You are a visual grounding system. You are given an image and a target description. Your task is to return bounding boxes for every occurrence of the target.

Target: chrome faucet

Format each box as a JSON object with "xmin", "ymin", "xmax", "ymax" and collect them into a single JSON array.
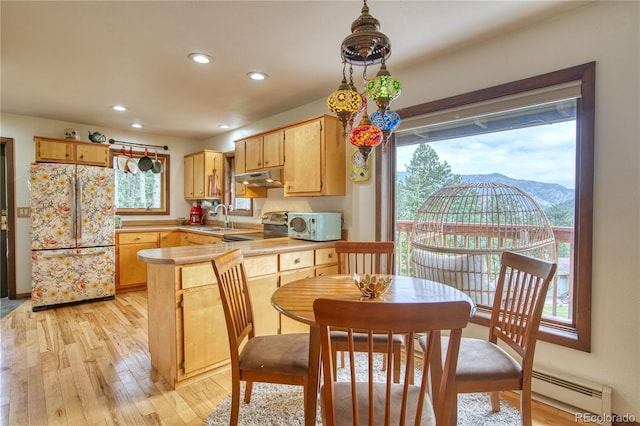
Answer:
[{"xmin": 214, "ymin": 204, "xmax": 232, "ymax": 228}]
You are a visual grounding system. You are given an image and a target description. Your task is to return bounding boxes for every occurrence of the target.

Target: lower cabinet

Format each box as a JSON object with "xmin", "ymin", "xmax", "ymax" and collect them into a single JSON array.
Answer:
[
  {"xmin": 116, "ymin": 230, "xmax": 219, "ymax": 292},
  {"xmin": 144, "ymin": 244, "xmax": 338, "ymax": 388},
  {"xmin": 245, "ymin": 254, "xmax": 279, "ymax": 336},
  {"xmin": 160, "ymin": 230, "xmax": 187, "ymax": 247},
  {"xmin": 186, "ymin": 232, "xmax": 222, "ymax": 245},
  {"xmin": 116, "ymin": 232, "xmax": 159, "ymax": 292},
  {"xmin": 180, "ymin": 263, "xmax": 229, "ymax": 374},
  {"xmin": 279, "ymin": 250, "xmax": 315, "ymax": 334},
  {"xmin": 315, "ymin": 247, "xmax": 339, "ymax": 276}
]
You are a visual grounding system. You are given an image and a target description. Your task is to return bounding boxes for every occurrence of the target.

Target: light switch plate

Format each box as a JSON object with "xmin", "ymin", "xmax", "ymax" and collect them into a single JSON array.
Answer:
[{"xmin": 17, "ymin": 207, "xmax": 30, "ymax": 217}]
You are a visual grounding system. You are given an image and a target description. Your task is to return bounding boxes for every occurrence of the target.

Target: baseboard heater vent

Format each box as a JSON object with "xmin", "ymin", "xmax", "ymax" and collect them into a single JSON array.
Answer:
[{"xmin": 532, "ymin": 369, "xmax": 613, "ymax": 426}]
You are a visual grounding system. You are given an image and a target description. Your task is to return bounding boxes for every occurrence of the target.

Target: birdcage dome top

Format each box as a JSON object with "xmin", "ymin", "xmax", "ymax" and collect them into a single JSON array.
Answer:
[{"xmin": 411, "ymin": 182, "xmax": 555, "ymax": 254}]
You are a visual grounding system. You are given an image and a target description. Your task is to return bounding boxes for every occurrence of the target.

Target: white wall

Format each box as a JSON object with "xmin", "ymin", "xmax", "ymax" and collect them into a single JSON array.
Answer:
[
  {"xmin": 201, "ymin": 1, "xmax": 640, "ymax": 417},
  {"xmin": 2, "ymin": 0, "xmax": 638, "ymax": 417}
]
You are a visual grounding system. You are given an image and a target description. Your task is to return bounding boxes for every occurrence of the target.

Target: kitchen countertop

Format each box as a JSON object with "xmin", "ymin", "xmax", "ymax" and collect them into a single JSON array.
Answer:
[
  {"xmin": 116, "ymin": 224, "xmax": 260, "ymax": 237},
  {"xmin": 137, "ymin": 238, "xmax": 337, "ymax": 265}
]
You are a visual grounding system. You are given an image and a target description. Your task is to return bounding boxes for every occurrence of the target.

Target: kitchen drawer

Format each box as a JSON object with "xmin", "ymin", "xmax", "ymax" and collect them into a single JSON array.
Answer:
[
  {"xmin": 280, "ymin": 250, "xmax": 314, "ymax": 271},
  {"xmin": 118, "ymin": 232, "xmax": 158, "ymax": 244},
  {"xmin": 186, "ymin": 232, "xmax": 221, "ymax": 245},
  {"xmin": 180, "ymin": 262, "xmax": 217, "ymax": 289},
  {"xmin": 315, "ymin": 264, "xmax": 339, "ymax": 277},
  {"xmin": 315, "ymin": 248, "xmax": 337, "ymax": 266},
  {"xmin": 244, "ymin": 254, "xmax": 278, "ymax": 278}
]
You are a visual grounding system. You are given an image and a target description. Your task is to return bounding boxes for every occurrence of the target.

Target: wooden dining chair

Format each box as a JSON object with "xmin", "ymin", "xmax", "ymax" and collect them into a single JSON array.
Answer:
[
  {"xmin": 332, "ymin": 241, "xmax": 403, "ymax": 383},
  {"xmin": 211, "ymin": 249, "xmax": 310, "ymax": 426},
  {"xmin": 420, "ymin": 250, "xmax": 557, "ymax": 426},
  {"xmin": 315, "ymin": 298, "xmax": 471, "ymax": 426}
]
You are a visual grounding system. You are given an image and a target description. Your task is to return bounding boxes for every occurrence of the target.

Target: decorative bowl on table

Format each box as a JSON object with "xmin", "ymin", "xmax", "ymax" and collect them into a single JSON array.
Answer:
[{"xmin": 353, "ymin": 273, "xmax": 393, "ymax": 298}]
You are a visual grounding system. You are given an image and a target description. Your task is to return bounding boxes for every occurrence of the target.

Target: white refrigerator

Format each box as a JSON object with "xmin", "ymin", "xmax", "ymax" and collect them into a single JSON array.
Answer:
[{"xmin": 30, "ymin": 162, "xmax": 116, "ymax": 311}]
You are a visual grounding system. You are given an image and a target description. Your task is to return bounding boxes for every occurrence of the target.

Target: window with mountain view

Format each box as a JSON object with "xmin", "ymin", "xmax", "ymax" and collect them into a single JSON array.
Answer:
[
  {"xmin": 395, "ymin": 99, "xmax": 576, "ymax": 324},
  {"xmin": 385, "ymin": 63, "xmax": 595, "ymax": 351}
]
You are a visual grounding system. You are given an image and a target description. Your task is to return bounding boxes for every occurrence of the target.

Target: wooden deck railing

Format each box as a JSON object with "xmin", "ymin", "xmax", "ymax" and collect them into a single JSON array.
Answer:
[{"xmin": 394, "ymin": 220, "xmax": 575, "ymax": 318}]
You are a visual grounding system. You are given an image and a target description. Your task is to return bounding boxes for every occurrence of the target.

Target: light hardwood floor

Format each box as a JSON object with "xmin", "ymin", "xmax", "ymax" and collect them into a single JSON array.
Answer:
[{"xmin": 1, "ymin": 290, "xmax": 579, "ymax": 425}]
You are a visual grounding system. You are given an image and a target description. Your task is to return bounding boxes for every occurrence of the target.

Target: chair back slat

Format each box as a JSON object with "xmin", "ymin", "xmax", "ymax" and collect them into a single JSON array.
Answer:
[
  {"xmin": 211, "ymin": 249, "xmax": 255, "ymax": 353},
  {"xmin": 315, "ymin": 298, "xmax": 471, "ymax": 426},
  {"xmin": 490, "ymin": 251, "xmax": 557, "ymax": 359},
  {"xmin": 335, "ymin": 241, "xmax": 395, "ymax": 275}
]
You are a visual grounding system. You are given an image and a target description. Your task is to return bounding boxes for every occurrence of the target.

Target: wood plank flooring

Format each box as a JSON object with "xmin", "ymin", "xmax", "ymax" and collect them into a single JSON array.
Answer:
[{"xmin": 1, "ymin": 290, "xmax": 579, "ymax": 425}]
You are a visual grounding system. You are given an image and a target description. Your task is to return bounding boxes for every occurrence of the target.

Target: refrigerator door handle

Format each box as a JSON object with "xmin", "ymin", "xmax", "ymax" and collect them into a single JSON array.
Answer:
[
  {"xmin": 76, "ymin": 177, "xmax": 83, "ymax": 240},
  {"xmin": 70, "ymin": 176, "xmax": 77, "ymax": 239},
  {"xmin": 42, "ymin": 249, "xmax": 106, "ymax": 258}
]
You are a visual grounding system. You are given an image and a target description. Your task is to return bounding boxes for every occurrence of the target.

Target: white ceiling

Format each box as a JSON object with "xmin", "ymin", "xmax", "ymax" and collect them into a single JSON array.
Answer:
[{"xmin": 1, "ymin": 1, "xmax": 587, "ymax": 141}]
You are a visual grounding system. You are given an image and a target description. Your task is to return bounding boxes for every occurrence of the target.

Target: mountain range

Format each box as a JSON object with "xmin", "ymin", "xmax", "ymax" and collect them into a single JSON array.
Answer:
[{"xmin": 397, "ymin": 172, "xmax": 575, "ymax": 210}]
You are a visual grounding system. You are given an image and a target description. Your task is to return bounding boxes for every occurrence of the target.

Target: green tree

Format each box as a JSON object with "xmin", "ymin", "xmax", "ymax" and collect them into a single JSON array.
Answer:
[
  {"xmin": 545, "ymin": 204, "xmax": 574, "ymax": 226},
  {"xmin": 396, "ymin": 144, "xmax": 461, "ymax": 220}
]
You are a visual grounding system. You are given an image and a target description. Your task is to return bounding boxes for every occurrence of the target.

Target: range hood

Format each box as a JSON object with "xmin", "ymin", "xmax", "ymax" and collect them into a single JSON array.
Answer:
[{"xmin": 235, "ymin": 169, "xmax": 284, "ymax": 188}]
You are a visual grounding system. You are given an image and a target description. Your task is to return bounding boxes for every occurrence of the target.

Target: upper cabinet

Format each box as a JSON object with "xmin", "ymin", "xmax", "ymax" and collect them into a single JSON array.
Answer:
[
  {"xmin": 233, "ymin": 115, "xmax": 345, "ymax": 198},
  {"xmin": 34, "ymin": 136, "xmax": 110, "ymax": 167},
  {"xmin": 244, "ymin": 131, "xmax": 284, "ymax": 171},
  {"xmin": 184, "ymin": 150, "xmax": 224, "ymax": 201},
  {"xmin": 283, "ymin": 115, "xmax": 345, "ymax": 197}
]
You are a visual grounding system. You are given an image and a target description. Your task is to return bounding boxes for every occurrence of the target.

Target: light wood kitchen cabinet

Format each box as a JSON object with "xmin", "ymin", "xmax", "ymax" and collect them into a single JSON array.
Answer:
[
  {"xmin": 146, "ymin": 261, "xmax": 229, "ymax": 388},
  {"xmin": 184, "ymin": 150, "xmax": 224, "ymax": 201},
  {"xmin": 185, "ymin": 232, "xmax": 222, "ymax": 245},
  {"xmin": 283, "ymin": 115, "xmax": 345, "ymax": 196},
  {"xmin": 279, "ymin": 251, "xmax": 314, "ymax": 334},
  {"xmin": 233, "ymin": 140, "xmax": 268, "ymax": 199},
  {"xmin": 180, "ymin": 263, "xmax": 229, "ymax": 374},
  {"xmin": 315, "ymin": 247, "xmax": 339, "ymax": 276},
  {"xmin": 244, "ymin": 131, "xmax": 284, "ymax": 171},
  {"xmin": 159, "ymin": 230, "xmax": 187, "ymax": 247},
  {"xmin": 116, "ymin": 232, "xmax": 159, "ymax": 292},
  {"xmin": 244, "ymin": 254, "xmax": 279, "ymax": 336},
  {"xmin": 34, "ymin": 136, "xmax": 110, "ymax": 167},
  {"xmin": 139, "ymin": 240, "xmax": 338, "ymax": 388}
]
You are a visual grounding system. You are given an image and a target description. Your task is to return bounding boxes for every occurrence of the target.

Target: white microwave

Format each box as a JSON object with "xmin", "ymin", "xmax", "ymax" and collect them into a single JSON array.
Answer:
[{"xmin": 288, "ymin": 212, "xmax": 342, "ymax": 242}]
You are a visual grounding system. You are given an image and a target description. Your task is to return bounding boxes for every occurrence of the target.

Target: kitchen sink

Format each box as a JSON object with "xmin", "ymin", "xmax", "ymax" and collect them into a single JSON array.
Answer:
[{"xmin": 192, "ymin": 226, "xmax": 236, "ymax": 232}]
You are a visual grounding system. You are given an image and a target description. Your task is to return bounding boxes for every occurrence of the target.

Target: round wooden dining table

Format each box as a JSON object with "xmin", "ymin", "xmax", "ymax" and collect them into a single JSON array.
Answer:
[{"xmin": 271, "ymin": 274, "xmax": 475, "ymax": 426}]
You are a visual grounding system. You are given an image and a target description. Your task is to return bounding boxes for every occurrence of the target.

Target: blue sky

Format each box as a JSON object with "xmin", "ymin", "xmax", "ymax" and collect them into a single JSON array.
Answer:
[{"xmin": 396, "ymin": 121, "xmax": 576, "ymax": 189}]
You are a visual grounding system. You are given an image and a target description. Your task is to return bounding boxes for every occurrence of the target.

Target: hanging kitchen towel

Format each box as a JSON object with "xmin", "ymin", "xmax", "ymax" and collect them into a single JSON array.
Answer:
[{"xmin": 209, "ymin": 158, "xmax": 221, "ymax": 198}]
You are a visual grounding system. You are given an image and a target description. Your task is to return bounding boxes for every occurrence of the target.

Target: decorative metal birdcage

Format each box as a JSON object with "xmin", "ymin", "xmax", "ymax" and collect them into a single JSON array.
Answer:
[{"xmin": 410, "ymin": 182, "xmax": 556, "ymax": 306}]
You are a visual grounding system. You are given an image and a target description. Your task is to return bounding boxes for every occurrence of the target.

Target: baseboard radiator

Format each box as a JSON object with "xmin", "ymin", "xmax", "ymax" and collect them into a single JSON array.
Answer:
[{"xmin": 531, "ymin": 368, "xmax": 613, "ymax": 426}]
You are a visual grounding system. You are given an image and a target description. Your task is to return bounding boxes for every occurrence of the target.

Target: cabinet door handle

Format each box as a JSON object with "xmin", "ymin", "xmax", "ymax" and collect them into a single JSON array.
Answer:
[
  {"xmin": 328, "ymin": 253, "xmax": 334, "ymax": 258},
  {"xmin": 294, "ymin": 258, "xmax": 301, "ymax": 264}
]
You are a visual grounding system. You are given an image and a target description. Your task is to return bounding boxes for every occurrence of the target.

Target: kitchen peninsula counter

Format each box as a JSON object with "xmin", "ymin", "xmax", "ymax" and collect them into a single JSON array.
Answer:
[
  {"xmin": 137, "ymin": 238, "xmax": 339, "ymax": 388},
  {"xmin": 137, "ymin": 237, "xmax": 336, "ymax": 265}
]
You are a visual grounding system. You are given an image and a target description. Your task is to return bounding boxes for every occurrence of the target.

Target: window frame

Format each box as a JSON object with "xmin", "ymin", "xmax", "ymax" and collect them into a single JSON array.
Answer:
[
  {"xmin": 378, "ymin": 62, "xmax": 595, "ymax": 351},
  {"xmin": 223, "ymin": 151, "xmax": 253, "ymax": 217},
  {"xmin": 111, "ymin": 150, "xmax": 170, "ymax": 215}
]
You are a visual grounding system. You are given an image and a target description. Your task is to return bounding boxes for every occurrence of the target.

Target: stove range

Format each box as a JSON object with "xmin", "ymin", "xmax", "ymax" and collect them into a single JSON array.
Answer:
[{"xmin": 222, "ymin": 211, "xmax": 289, "ymax": 242}]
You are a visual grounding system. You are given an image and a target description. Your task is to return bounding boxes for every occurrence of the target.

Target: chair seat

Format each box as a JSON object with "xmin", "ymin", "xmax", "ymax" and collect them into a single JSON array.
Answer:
[
  {"xmin": 331, "ymin": 330, "xmax": 405, "ymax": 345},
  {"xmin": 418, "ymin": 335, "xmax": 522, "ymax": 383},
  {"xmin": 320, "ymin": 382, "xmax": 436, "ymax": 426},
  {"xmin": 240, "ymin": 333, "xmax": 309, "ymax": 376},
  {"xmin": 454, "ymin": 337, "xmax": 522, "ymax": 383}
]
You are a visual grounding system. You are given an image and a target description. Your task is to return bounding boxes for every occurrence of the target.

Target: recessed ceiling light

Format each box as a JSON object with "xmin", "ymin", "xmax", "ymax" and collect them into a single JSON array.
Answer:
[
  {"xmin": 112, "ymin": 105, "xmax": 127, "ymax": 112},
  {"xmin": 218, "ymin": 124, "xmax": 230, "ymax": 129},
  {"xmin": 188, "ymin": 53, "xmax": 213, "ymax": 64},
  {"xmin": 247, "ymin": 71, "xmax": 268, "ymax": 81},
  {"xmin": 131, "ymin": 123, "xmax": 143, "ymax": 129}
]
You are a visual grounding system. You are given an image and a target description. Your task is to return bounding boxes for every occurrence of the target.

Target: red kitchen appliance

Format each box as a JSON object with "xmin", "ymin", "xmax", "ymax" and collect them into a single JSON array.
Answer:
[{"xmin": 189, "ymin": 205, "xmax": 205, "ymax": 225}]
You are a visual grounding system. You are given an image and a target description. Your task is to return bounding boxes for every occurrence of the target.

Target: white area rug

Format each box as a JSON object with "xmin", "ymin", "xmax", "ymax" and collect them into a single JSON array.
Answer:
[{"xmin": 204, "ymin": 355, "xmax": 521, "ymax": 425}]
